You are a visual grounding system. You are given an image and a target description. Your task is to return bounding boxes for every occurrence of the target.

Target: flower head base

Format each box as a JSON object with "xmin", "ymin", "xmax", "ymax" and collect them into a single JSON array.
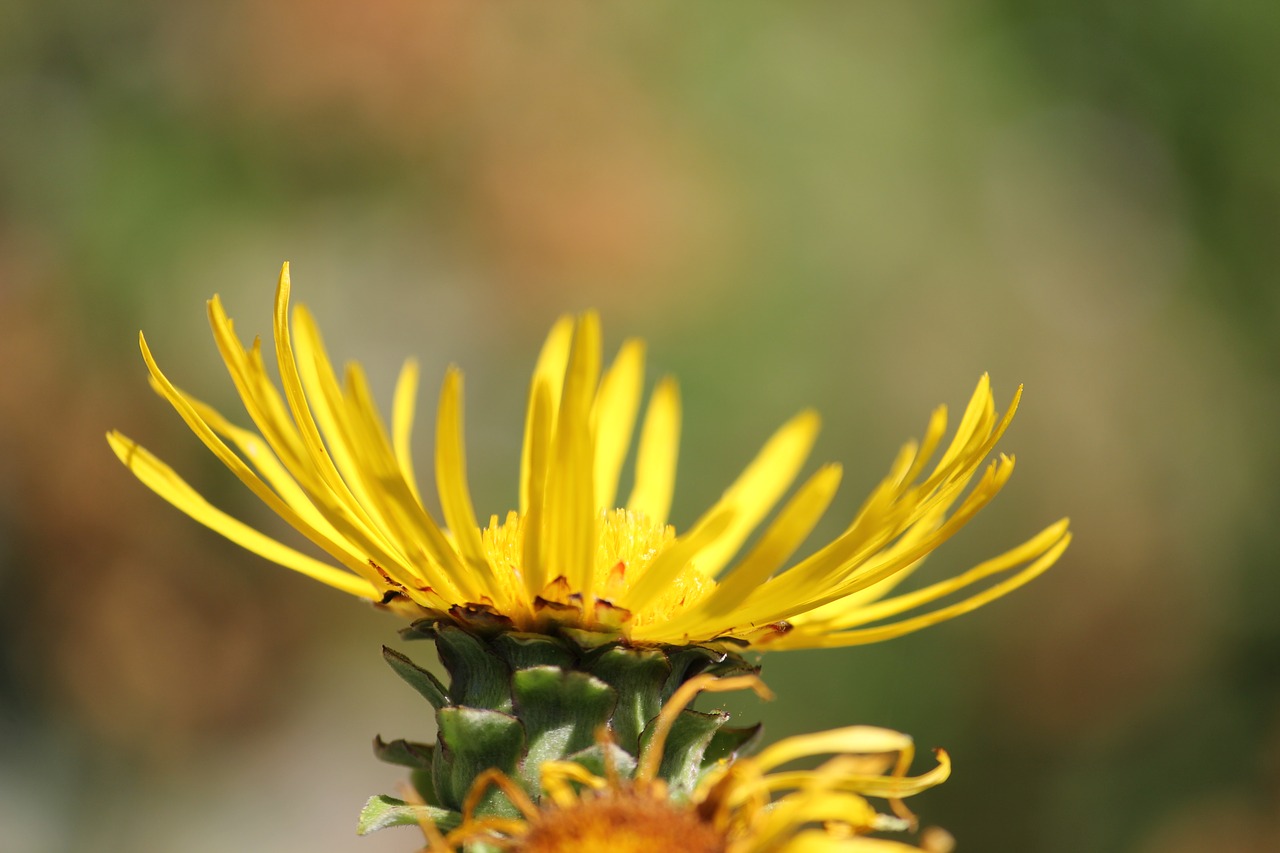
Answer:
[
  {"xmin": 109, "ymin": 263, "xmax": 1070, "ymax": 651},
  {"xmin": 384, "ymin": 674, "xmax": 953, "ymax": 853}
]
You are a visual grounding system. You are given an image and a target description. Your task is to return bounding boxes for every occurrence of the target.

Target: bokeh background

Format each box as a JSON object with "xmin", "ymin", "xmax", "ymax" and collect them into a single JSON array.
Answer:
[{"xmin": 3, "ymin": 2, "xmax": 1279, "ymax": 851}]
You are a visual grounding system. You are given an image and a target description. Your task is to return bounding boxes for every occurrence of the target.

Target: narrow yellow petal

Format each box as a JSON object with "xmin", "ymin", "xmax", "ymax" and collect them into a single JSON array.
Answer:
[
  {"xmin": 108, "ymin": 432, "xmax": 376, "ymax": 599},
  {"xmin": 763, "ymin": 750, "xmax": 952, "ymax": 799},
  {"xmin": 138, "ymin": 332, "xmax": 388, "ymax": 586},
  {"xmin": 591, "ymin": 339, "xmax": 645, "ymax": 510},
  {"xmin": 206, "ymin": 295, "xmax": 309, "ymax": 479},
  {"xmin": 392, "ymin": 357, "xmax": 422, "ymax": 504},
  {"xmin": 435, "ymin": 368, "xmax": 496, "ymax": 588},
  {"xmin": 651, "ymin": 464, "xmax": 843, "ymax": 639},
  {"xmin": 520, "ymin": 381, "xmax": 553, "ymax": 598},
  {"xmin": 290, "ymin": 306, "xmax": 458, "ymax": 598},
  {"xmin": 786, "ymin": 831, "xmax": 938, "ymax": 853},
  {"xmin": 779, "ymin": 528, "xmax": 1071, "ymax": 649},
  {"xmin": 689, "ymin": 410, "xmax": 821, "ymax": 578},
  {"xmin": 755, "ymin": 726, "xmax": 914, "ymax": 772},
  {"xmin": 341, "ymin": 362, "xmax": 474, "ymax": 600},
  {"xmin": 271, "ymin": 264, "xmax": 356, "ymax": 502},
  {"xmin": 727, "ymin": 457, "xmax": 1019, "ymax": 627},
  {"xmin": 544, "ymin": 313, "xmax": 600, "ymax": 598},
  {"xmin": 626, "ymin": 377, "xmax": 680, "ymax": 525},
  {"xmin": 291, "ymin": 303, "xmax": 392, "ymax": 532},
  {"xmin": 167, "ymin": 380, "xmax": 333, "ymax": 536},
  {"xmin": 800, "ymin": 519, "xmax": 1070, "ymax": 632},
  {"xmin": 520, "ymin": 316, "xmax": 574, "ymax": 513}
]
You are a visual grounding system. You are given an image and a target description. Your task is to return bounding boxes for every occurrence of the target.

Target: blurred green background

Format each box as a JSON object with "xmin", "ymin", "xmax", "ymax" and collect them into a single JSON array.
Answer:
[{"xmin": 2, "ymin": 2, "xmax": 1278, "ymax": 851}]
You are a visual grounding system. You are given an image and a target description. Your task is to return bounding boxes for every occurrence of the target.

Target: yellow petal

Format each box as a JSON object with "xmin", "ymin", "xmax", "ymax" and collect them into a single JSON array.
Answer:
[
  {"xmin": 592, "ymin": 339, "xmax": 645, "ymax": 510},
  {"xmin": 689, "ymin": 410, "xmax": 821, "ymax": 578},
  {"xmin": 778, "ymin": 528, "xmax": 1070, "ymax": 648},
  {"xmin": 392, "ymin": 357, "xmax": 423, "ymax": 504},
  {"xmin": 435, "ymin": 368, "xmax": 499, "ymax": 591},
  {"xmin": 107, "ymin": 432, "xmax": 376, "ymax": 599},
  {"xmin": 544, "ymin": 313, "xmax": 601, "ymax": 598},
  {"xmin": 520, "ymin": 381, "xmax": 553, "ymax": 598},
  {"xmin": 626, "ymin": 377, "xmax": 681, "ymax": 525},
  {"xmin": 648, "ymin": 464, "xmax": 843, "ymax": 640},
  {"xmin": 520, "ymin": 316, "xmax": 574, "ymax": 514}
]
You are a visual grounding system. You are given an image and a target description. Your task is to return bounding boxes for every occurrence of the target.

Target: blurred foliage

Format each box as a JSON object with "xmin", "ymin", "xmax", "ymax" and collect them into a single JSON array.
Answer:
[{"xmin": 2, "ymin": 2, "xmax": 1278, "ymax": 852}]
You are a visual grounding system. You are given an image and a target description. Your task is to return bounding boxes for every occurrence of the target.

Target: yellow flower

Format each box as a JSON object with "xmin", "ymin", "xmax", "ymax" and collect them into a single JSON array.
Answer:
[
  {"xmin": 109, "ymin": 263, "xmax": 1070, "ymax": 650},
  {"xmin": 403, "ymin": 674, "xmax": 954, "ymax": 853}
]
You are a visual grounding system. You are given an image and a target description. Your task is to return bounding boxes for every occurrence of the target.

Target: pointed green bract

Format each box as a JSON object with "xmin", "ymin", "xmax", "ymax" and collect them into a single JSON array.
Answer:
[
  {"xmin": 639, "ymin": 709, "xmax": 729, "ymax": 800},
  {"xmin": 512, "ymin": 666, "xmax": 616, "ymax": 790},
  {"xmin": 357, "ymin": 795, "xmax": 461, "ymax": 836},
  {"xmin": 382, "ymin": 646, "xmax": 449, "ymax": 709}
]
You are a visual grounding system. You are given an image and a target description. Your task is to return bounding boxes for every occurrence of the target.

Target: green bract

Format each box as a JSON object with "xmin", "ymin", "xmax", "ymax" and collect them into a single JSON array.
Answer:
[{"xmin": 361, "ymin": 623, "xmax": 764, "ymax": 831}]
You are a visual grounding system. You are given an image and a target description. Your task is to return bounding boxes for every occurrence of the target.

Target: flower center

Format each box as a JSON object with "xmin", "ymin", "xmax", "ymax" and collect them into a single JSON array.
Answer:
[
  {"xmin": 481, "ymin": 509, "xmax": 716, "ymax": 630},
  {"xmin": 515, "ymin": 791, "xmax": 727, "ymax": 853}
]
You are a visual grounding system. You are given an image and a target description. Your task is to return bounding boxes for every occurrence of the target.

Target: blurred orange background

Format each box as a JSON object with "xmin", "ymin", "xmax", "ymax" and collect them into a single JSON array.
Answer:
[{"xmin": 3, "ymin": 2, "xmax": 1279, "ymax": 851}]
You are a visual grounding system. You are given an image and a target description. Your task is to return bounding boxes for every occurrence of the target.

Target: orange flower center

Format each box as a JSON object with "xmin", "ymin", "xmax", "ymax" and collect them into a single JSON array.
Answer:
[{"xmin": 515, "ymin": 791, "xmax": 726, "ymax": 853}]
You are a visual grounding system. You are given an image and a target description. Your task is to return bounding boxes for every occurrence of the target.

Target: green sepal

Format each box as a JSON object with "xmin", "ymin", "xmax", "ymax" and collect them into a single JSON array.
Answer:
[
  {"xmin": 664, "ymin": 646, "xmax": 757, "ymax": 696},
  {"xmin": 511, "ymin": 666, "xmax": 617, "ymax": 790},
  {"xmin": 564, "ymin": 741, "xmax": 638, "ymax": 780},
  {"xmin": 559, "ymin": 627, "xmax": 622, "ymax": 649},
  {"xmin": 434, "ymin": 627, "xmax": 513, "ymax": 712},
  {"xmin": 409, "ymin": 769, "xmax": 437, "ymax": 805},
  {"xmin": 493, "ymin": 633, "xmax": 577, "ymax": 671},
  {"xmin": 373, "ymin": 735, "xmax": 435, "ymax": 769},
  {"xmin": 583, "ymin": 646, "xmax": 671, "ymax": 753},
  {"xmin": 434, "ymin": 706, "xmax": 526, "ymax": 815},
  {"xmin": 639, "ymin": 709, "xmax": 729, "ymax": 800},
  {"xmin": 382, "ymin": 646, "xmax": 449, "ymax": 710},
  {"xmin": 357, "ymin": 794, "xmax": 461, "ymax": 836},
  {"xmin": 702, "ymin": 722, "xmax": 764, "ymax": 767}
]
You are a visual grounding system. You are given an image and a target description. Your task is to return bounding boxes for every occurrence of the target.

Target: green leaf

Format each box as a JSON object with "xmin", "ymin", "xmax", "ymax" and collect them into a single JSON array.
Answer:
[
  {"xmin": 434, "ymin": 706, "xmax": 526, "ymax": 815},
  {"xmin": 382, "ymin": 646, "xmax": 449, "ymax": 709},
  {"xmin": 357, "ymin": 794, "xmax": 460, "ymax": 836},
  {"xmin": 434, "ymin": 627, "xmax": 513, "ymax": 712},
  {"xmin": 372, "ymin": 735, "xmax": 435, "ymax": 769},
  {"xmin": 584, "ymin": 646, "xmax": 671, "ymax": 753},
  {"xmin": 511, "ymin": 666, "xmax": 617, "ymax": 790},
  {"xmin": 638, "ymin": 709, "xmax": 728, "ymax": 800}
]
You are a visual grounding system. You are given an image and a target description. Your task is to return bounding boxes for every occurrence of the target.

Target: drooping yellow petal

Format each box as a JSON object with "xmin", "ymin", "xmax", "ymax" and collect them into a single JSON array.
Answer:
[
  {"xmin": 139, "ymin": 331, "xmax": 401, "ymax": 589},
  {"xmin": 754, "ymin": 726, "xmax": 915, "ymax": 773},
  {"xmin": 107, "ymin": 432, "xmax": 377, "ymax": 599},
  {"xmin": 784, "ymin": 829, "xmax": 941, "ymax": 853}
]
